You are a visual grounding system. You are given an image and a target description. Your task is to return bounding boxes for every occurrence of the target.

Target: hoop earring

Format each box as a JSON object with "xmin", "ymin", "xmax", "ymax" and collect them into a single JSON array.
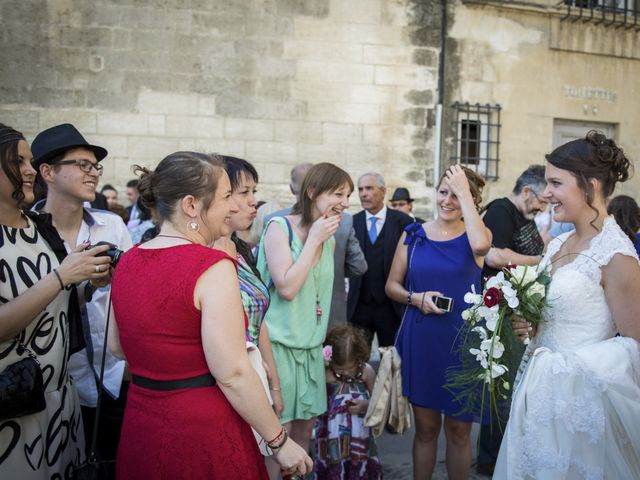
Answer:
[{"xmin": 188, "ymin": 220, "xmax": 200, "ymax": 232}]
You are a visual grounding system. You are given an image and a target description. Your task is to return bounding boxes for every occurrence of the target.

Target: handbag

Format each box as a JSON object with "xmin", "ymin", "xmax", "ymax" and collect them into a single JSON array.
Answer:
[
  {"xmin": 246, "ymin": 341, "xmax": 274, "ymax": 456},
  {"xmin": 0, "ymin": 340, "xmax": 46, "ymax": 421},
  {"xmin": 74, "ymin": 290, "xmax": 116, "ymax": 479}
]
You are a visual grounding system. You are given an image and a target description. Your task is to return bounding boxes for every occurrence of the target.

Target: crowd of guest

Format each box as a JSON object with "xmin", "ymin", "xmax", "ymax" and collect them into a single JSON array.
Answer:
[{"xmin": 1, "ymin": 119, "xmax": 639, "ymax": 480}]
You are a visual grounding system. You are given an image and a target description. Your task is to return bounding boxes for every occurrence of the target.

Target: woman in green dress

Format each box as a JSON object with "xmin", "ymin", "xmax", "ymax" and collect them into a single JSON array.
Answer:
[{"xmin": 257, "ymin": 163, "xmax": 353, "ymax": 459}]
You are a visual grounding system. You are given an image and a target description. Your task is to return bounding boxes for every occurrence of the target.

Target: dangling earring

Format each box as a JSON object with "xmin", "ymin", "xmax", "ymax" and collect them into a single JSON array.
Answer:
[{"xmin": 188, "ymin": 220, "xmax": 200, "ymax": 232}]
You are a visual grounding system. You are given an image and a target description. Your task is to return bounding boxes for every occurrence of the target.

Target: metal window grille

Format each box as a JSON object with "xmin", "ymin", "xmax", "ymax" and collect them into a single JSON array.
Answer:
[
  {"xmin": 561, "ymin": 0, "xmax": 639, "ymax": 29},
  {"xmin": 450, "ymin": 102, "xmax": 501, "ymax": 180}
]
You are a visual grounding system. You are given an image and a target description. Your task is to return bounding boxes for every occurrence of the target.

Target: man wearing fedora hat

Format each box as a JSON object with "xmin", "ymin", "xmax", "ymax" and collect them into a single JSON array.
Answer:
[
  {"xmin": 31, "ymin": 123, "xmax": 132, "ymax": 476},
  {"xmin": 389, "ymin": 187, "xmax": 425, "ymax": 223}
]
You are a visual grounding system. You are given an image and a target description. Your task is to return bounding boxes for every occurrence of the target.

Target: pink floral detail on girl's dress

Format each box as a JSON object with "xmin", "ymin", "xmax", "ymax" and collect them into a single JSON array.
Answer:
[{"xmin": 322, "ymin": 345, "xmax": 333, "ymax": 365}]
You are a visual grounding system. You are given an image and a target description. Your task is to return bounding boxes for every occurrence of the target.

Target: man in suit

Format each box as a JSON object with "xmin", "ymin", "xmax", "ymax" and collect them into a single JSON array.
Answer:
[
  {"xmin": 265, "ymin": 163, "xmax": 367, "ymax": 326},
  {"xmin": 389, "ymin": 187, "xmax": 425, "ymax": 223},
  {"xmin": 348, "ymin": 173, "xmax": 413, "ymax": 347}
]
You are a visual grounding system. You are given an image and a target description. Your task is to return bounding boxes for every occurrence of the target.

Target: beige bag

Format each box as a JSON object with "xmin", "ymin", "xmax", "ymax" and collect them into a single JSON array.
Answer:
[
  {"xmin": 364, "ymin": 346, "xmax": 411, "ymax": 436},
  {"xmin": 247, "ymin": 341, "xmax": 274, "ymax": 456}
]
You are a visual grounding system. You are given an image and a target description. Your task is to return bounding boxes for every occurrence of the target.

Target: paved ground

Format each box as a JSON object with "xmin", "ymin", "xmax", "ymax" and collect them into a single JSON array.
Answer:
[
  {"xmin": 368, "ymin": 339, "xmax": 490, "ymax": 480},
  {"xmin": 376, "ymin": 422, "xmax": 489, "ymax": 479}
]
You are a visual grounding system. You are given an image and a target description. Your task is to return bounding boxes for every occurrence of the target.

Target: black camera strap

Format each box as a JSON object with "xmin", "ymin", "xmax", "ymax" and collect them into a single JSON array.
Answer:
[{"xmin": 87, "ymin": 287, "xmax": 113, "ymax": 465}]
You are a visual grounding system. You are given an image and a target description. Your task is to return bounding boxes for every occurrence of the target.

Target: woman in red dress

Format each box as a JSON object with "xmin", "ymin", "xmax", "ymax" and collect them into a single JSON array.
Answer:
[{"xmin": 109, "ymin": 152, "xmax": 312, "ymax": 479}]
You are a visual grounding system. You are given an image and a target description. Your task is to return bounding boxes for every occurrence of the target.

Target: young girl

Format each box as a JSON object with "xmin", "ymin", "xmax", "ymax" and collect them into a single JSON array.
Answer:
[{"xmin": 313, "ymin": 325, "xmax": 382, "ymax": 480}]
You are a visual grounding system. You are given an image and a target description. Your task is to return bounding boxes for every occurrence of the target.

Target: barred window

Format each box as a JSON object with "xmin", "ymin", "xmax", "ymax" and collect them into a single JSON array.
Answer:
[
  {"xmin": 562, "ymin": 1, "xmax": 639, "ymax": 27},
  {"xmin": 451, "ymin": 102, "xmax": 501, "ymax": 181}
]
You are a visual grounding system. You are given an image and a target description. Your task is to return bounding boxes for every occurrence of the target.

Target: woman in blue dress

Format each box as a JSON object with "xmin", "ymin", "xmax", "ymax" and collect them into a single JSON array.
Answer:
[{"xmin": 386, "ymin": 165, "xmax": 492, "ymax": 480}]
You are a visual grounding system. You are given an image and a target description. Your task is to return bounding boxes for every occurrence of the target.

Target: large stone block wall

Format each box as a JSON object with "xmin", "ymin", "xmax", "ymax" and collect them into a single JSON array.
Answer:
[
  {"xmin": 0, "ymin": 0, "xmax": 439, "ymax": 216},
  {"xmin": 448, "ymin": 2, "xmax": 640, "ymax": 202}
]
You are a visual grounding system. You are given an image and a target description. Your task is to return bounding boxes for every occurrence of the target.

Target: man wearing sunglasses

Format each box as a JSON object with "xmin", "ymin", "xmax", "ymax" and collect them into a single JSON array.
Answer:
[
  {"xmin": 31, "ymin": 123, "xmax": 132, "ymax": 477},
  {"xmin": 476, "ymin": 164, "xmax": 547, "ymax": 476}
]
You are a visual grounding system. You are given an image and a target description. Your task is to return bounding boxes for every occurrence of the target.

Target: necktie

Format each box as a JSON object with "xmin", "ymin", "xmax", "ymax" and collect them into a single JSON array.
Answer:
[{"xmin": 368, "ymin": 216, "xmax": 378, "ymax": 244}]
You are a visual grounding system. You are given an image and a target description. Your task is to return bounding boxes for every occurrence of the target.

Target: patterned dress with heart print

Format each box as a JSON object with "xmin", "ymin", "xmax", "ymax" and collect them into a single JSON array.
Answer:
[{"xmin": 0, "ymin": 217, "xmax": 85, "ymax": 479}]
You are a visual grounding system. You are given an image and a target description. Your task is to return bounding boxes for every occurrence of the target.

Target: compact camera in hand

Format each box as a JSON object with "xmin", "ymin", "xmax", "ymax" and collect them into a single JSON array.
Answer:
[
  {"xmin": 85, "ymin": 241, "xmax": 124, "ymax": 267},
  {"xmin": 435, "ymin": 296, "xmax": 454, "ymax": 313}
]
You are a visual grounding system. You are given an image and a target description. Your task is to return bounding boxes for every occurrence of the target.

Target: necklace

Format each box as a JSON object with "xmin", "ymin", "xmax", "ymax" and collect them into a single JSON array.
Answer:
[
  {"xmin": 156, "ymin": 234, "xmax": 194, "ymax": 243},
  {"xmin": 311, "ymin": 262, "xmax": 322, "ymax": 324}
]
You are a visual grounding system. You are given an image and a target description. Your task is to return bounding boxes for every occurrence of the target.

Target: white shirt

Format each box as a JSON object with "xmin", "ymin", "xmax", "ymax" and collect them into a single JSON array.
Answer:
[
  {"xmin": 365, "ymin": 205, "xmax": 388, "ymax": 237},
  {"xmin": 67, "ymin": 209, "xmax": 133, "ymax": 406}
]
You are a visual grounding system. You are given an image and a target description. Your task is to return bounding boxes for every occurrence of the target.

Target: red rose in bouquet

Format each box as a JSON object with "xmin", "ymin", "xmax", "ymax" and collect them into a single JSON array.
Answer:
[{"xmin": 483, "ymin": 287, "xmax": 502, "ymax": 308}]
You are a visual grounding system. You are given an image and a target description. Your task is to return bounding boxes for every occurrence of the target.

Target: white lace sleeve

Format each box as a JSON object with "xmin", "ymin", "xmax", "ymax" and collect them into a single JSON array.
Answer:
[{"xmin": 591, "ymin": 216, "xmax": 639, "ymax": 267}]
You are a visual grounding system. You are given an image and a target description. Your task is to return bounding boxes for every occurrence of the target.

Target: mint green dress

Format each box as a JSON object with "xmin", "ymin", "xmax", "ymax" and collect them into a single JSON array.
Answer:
[{"xmin": 256, "ymin": 216, "xmax": 335, "ymax": 424}]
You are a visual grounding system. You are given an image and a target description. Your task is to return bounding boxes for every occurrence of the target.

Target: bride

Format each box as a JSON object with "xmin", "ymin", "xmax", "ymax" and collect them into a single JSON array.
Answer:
[{"xmin": 494, "ymin": 131, "xmax": 640, "ymax": 479}]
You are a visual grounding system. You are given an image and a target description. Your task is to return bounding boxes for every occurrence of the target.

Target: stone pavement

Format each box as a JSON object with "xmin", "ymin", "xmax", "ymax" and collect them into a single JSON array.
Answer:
[{"xmin": 375, "ymin": 422, "xmax": 490, "ymax": 479}]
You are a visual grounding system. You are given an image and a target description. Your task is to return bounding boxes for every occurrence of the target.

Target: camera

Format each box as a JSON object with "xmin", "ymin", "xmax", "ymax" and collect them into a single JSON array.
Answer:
[
  {"xmin": 86, "ymin": 241, "xmax": 124, "ymax": 267},
  {"xmin": 435, "ymin": 296, "xmax": 454, "ymax": 313}
]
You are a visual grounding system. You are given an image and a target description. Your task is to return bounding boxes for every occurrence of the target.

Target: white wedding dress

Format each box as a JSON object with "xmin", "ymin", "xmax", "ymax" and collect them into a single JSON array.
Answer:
[{"xmin": 494, "ymin": 217, "xmax": 640, "ymax": 480}]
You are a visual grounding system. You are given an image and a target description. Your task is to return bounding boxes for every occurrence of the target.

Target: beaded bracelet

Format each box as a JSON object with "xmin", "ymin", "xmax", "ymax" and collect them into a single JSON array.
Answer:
[
  {"xmin": 407, "ymin": 290, "xmax": 413, "ymax": 306},
  {"xmin": 52, "ymin": 269, "xmax": 65, "ymax": 290}
]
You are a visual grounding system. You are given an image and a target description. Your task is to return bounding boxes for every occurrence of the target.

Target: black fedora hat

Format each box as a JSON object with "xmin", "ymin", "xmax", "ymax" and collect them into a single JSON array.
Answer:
[
  {"xmin": 390, "ymin": 187, "xmax": 414, "ymax": 203},
  {"xmin": 32, "ymin": 123, "xmax": 108, "ymax": 169}
]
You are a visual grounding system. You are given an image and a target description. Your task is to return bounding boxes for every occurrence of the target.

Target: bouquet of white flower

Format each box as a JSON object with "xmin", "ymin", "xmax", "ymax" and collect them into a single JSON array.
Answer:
[{"xmin": 446, "ymin": 264, "xmax": 551, "ymax": 426}]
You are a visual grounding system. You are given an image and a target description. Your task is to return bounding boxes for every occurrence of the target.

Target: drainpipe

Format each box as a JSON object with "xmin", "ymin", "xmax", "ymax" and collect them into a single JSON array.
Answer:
[{"xmin": 433, "ymin": 0, "xmax": 447, "ymax": 203}]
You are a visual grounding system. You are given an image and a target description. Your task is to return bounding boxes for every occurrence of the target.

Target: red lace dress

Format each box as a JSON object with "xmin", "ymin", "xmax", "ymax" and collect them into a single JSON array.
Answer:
[{"xmin": 111, "ymin": 244, "xmax": 268, "ymax": 479}]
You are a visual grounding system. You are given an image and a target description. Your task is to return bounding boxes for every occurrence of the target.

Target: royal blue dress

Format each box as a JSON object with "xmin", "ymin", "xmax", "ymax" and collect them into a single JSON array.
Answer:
[{"xmin": 395, "ymin": 223, "xmax": 482, "ymax": 421}]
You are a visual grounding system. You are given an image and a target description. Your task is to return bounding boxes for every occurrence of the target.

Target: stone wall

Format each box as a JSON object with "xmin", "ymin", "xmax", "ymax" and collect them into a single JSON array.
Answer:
[
  {"xmin": 448, "ymin": 1, "xmax": 640, "ymax": 202},
  {"xmin": 0, "ymin": 0, "xmax": 439, "ymax": 217}
]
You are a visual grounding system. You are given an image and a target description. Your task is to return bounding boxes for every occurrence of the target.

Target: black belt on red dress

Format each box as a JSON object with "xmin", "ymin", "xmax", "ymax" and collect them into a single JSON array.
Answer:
[{"xmin": 131, "ymin": 373, "xmax": 216, "ymax": 391}]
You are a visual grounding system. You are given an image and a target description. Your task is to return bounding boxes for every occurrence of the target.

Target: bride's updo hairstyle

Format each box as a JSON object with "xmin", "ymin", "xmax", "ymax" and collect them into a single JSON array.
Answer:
[
  {"xmin": 135, "ymin": 151, "xmax": 224, "ymax": 223},
  {"xmin": 546, "ymin": 130, "xmax": 632, "ymax": 203}
]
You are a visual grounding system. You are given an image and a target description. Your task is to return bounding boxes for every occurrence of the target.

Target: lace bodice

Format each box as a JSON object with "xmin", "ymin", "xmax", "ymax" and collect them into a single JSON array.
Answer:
[{"xmin": 535, "ymin": 217, "xmax": 639, "ymax": 352}]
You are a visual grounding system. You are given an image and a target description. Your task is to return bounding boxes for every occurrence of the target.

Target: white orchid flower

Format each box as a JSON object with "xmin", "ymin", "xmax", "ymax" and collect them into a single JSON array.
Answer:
[
  {"xmin": 470, "ymin": 347, "xmax": 488, "ymax": 369},
  {"xmin": 490, "ymin": 363, "xmax": 508, "ymax": 378},
  {"xmin": 483, "ymin": 307, "xmax": 500, "ymax": 332},
  {"xmin": 472, "ymin": 326, "xmax": 488, "ymax": 340},
  {"xmin": 479, "ymin": 362, "xmax": 509, "ymax": 383},
  {"xmin": 485, "ymin": 271, "xmax": 505, "ymax": 289},
  {"xmin": 464, "ymin": 284, "xmax": 483, "ymax": 305},
  {"xmin": 479, "ymin": 337, "xmax": 505, "ymax": 359},
  {"xmin": 501, "ymin": 285, "xmax": 520, "ymax": 309}
]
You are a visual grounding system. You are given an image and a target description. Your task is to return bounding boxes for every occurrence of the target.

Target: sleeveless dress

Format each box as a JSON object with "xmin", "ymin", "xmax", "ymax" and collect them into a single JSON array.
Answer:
[
  {"xmin": 256, "ymin": 216, "xmax": 335, "ymax": 424},
  {"xmin": 395, "ymin": 223, "xmax": 482, "ymax": 421},
  {"xmin": 494, "ymin": 217, "xmax": 640, "ymax": 480},
  {"xmin": 0, "ymin": 217, "xmax": 85, "ymax": 479},
  {"xmin": 313, "ymin": 371, "xmax": 382, "ymax": 479},
  {"xmin": 111, "ymin": 244, "xmax": 267, "ymax": 479},
  {"xmin": 237, "ymin": 254, "xmax": 270, "ymax": 345}
]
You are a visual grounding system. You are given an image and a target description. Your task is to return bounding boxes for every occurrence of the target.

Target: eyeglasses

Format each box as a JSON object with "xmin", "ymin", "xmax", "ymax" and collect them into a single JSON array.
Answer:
[
  {"xmin": 53, "ymin": 159, "xmax": 104, "ymax": 176},
  {"xmin": 531, "ymin": 191, "xmax": 548, "ymax": 206}
]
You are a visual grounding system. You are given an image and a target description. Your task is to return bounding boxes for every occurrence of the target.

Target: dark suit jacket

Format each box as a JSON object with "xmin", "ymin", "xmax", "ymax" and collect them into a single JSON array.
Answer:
[{"xmin": 347, "ymin": 208, "xmax": 413, "ymax": 320}]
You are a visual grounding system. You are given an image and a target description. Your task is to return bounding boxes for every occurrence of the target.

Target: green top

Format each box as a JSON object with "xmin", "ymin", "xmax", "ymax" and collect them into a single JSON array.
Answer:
[{"xmin": 256, "ymin": 216, "xmax": 335, "ymax": 349}]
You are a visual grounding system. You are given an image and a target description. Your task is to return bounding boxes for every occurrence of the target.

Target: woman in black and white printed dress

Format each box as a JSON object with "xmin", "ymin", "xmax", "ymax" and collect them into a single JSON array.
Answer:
[{"xmin": 0, "ymin": 123, "xmax": 111, "ymax": 479}]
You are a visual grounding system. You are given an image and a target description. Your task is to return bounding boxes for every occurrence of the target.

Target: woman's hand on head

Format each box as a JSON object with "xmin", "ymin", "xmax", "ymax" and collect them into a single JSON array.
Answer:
[
  {"xmin": 307, "ymin": 213, "xmax": 340, "ymax": 245},
  {"xmin": 58, "ymin": 242, "xmax": 112, "ymax": 285},
  {"xmin": 273, "ymin": 438, "xmax": 314, "ymax": 477},
  {"xmin": 444, "ymin": 165, "xmax": 473, "ymax": 201}
]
